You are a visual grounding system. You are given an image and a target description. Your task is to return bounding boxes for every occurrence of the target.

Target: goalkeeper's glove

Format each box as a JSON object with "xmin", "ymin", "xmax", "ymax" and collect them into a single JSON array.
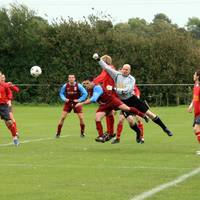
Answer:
[{"xmin": 92, "ymin": 53, "xmax": 100, "ymax": 61}]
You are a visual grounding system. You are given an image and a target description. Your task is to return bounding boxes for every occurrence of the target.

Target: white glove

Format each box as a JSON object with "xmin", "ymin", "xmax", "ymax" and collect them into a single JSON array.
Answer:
[{"xmin": 93, "ymin": 53, "xmax": 99, "ymax": 60}]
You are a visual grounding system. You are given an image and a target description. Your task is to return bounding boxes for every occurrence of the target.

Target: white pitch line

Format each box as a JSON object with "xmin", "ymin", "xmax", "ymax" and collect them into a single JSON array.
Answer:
[
  {"xmin": 130, "ymin": 167, "xmax": 200, "ymax": 200},
  {"xmin": 0, "ymin": 135, "xmax": 70, "ymax": 147}
]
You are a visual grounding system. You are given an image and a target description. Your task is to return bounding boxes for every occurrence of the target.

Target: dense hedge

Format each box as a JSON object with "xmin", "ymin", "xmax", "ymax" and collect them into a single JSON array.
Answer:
[{"xmin": 1, "ymin": 4, "xmax": 200, "ymax": 105}]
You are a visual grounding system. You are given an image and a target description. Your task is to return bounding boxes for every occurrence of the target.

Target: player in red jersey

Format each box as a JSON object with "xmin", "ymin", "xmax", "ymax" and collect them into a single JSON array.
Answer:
[
  {"xmin": 93, "ymin": 55, "xmax": 116, "ymax": 141},
  {"xmin": 0, "ymin": 72, "xmax": 19, "ymax": 146},
  {"xmin": 55, "ymin": 74, "xmax": 88, "ymax": 138},
  {"xmin": 112, "ymin": 85, "xmax": 145, "ymax": 144},
  {"xmin": 188, "ymin": 69, "xmax": 200, "ymax": 155},
  {"xmin": 2, "ymin": 74, "xmax": 20, "ymax": 137},
  {"xmin": 76, "ymin": 78, "xmax": 148, "ymax": 143}
]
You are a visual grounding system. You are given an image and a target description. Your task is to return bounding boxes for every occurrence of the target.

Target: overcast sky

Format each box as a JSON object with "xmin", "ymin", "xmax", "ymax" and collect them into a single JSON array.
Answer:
[{"xmin": 1, "ymin": 0, "xmax": 200, "ymax": 27}]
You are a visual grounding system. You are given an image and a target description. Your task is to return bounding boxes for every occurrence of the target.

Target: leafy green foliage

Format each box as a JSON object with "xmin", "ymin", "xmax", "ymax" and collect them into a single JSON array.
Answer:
[{"xmin": 0, "ymin": 4, "xmax": 200, "ymax": 104}]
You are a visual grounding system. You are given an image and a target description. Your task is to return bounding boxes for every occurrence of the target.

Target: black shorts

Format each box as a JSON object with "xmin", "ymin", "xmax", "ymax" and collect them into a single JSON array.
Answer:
[
  {"xmin": 120, "ymin": 110, "xmax": 134, "ymax": 118},
  {"xmin": 193, "ymin": 116, "xmax": 200, "ymax": 127},
  {"xmin": 0, "ymin": 104, "xmax": 11, "ymax": 121},
  {"xmin": 122, "ymin": 95, "xmax": 149, "ymax": 114}
]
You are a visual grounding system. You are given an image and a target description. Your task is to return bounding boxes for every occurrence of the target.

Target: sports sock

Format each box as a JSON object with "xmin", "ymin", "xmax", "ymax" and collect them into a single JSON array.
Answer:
[
  {"xmin": 57, "ymin": 124, "xmax": 63, "ymax": 135},
  {"xmin": 130, "ymin": 123, "xmax": 141, "ymax": 134},
  {"xmin": 137, "ymin": 121, "xmax": 144, "ymax": 137},
  {"xmin": 195, "ymin": 132, "xmax": 200, "ymax": 143},
  {"xmin": 80, "ymin": 123, "xmax": 85, "ymax": 134},
  {"xmin": 116, "ymin": 122, "xmax": 123, "ymax": 139},
  {"xmin": 96, "ymin": 121, "xmax": 103, "ymax": 137},
  {"xmin": 13, "ymin": 121, "xmax": 18, "ymax": 133},
  {"xmin": 106, "ymin": 115, "xmax": 114, "ymax": 135},
  {"xmin": 152, "ymin": 116, "xmax": 167, "ymax": 131},
  {"xmin": 8, "ymin": 123, "xmax": 17, "ymax": 137}
]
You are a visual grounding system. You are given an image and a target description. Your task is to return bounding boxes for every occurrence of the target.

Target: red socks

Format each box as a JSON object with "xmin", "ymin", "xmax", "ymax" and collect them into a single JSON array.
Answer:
[
  {"xmin": 8, "ymin": 123, "xmax": 17, "ymax": 137},
  {"xmin": 57, "ymin": 124, "xmax": 63, "ymax": 135},
  {"xmin": 106, "ymin": 115, "xmax": 114, "ymax": 135},
  {"xmin": 138, "ymin": 121, "xmax": 144, "ymax": 138},
  {"xmin": 195, "ymin": 132, "xmax": 200, "ymax": 143},
  {"xmin": 96, "ymin": 121, "xmax": 103, "ymax": 137},
  {"xmin": 80, "ymin": 123, "xmax": 85, "ymax": 134},
  {"xmin": 116, "ymin": 122, "xmax": 123, "ymax": 139}
]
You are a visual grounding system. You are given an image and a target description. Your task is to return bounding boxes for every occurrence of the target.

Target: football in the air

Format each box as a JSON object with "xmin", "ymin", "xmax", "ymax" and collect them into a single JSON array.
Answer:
[{"xmin": 30, "ymin": 66, "xmax": 42, "ymax": 77}]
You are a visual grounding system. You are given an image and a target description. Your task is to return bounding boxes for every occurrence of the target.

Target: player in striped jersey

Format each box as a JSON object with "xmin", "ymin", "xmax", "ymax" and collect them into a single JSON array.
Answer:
[{"xmin": 55, "ymin": 74, "xmax": 88, "ymax": 138}]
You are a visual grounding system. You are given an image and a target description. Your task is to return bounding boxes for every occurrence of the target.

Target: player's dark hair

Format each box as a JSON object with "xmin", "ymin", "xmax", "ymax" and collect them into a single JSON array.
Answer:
[{"xmin": 83, "ymin": 76, "xmax": 94, "ymax": 82}]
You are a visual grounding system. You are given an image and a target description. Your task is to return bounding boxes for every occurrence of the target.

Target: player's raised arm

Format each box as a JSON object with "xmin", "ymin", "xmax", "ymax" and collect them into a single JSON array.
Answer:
[{"xmin": 93, "ymin": 53, "xmax": 120, "ymax": 81}]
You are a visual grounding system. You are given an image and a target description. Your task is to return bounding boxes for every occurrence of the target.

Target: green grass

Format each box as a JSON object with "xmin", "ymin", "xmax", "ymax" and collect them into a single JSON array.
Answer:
[{"xmin": 0, "ymin": 105, "xmax": 199, "ymax": 200}]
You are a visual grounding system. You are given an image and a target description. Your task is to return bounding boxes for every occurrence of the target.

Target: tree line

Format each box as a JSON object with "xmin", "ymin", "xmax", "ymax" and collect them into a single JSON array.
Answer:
[{"xmin": 0, "ymin": 4, "xmax": 200, "ymax": 105}]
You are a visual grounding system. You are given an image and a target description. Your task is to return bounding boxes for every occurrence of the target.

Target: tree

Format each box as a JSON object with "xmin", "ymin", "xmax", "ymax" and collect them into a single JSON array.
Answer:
[{"xmin": 186, "ymin": 17, "xmax": 200, "ymax": 39}]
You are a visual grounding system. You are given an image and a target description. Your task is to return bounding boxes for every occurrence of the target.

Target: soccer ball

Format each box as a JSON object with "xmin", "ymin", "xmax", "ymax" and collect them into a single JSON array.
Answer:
[{"xmin": 30, "ymin": 66, "xmax": 42, "ymax": 77}]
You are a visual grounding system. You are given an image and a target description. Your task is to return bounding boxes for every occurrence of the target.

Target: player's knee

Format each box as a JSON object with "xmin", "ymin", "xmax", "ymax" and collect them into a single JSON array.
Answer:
[{"xmin": 5, "ymin": 119, "xmax": 13, "ymax": 126}]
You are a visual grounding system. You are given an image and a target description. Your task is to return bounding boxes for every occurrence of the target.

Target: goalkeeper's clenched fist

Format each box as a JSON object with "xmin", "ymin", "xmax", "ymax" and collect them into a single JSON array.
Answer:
[{"xmin": 92, "ymin": 53, "xmax": 100, "ymax": 61}]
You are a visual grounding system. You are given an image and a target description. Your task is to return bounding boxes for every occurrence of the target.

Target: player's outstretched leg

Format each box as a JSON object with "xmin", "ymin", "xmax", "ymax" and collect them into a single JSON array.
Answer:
[{"xmin": 146, "ymin": 110, "xmax": 173, "ymax": 136}]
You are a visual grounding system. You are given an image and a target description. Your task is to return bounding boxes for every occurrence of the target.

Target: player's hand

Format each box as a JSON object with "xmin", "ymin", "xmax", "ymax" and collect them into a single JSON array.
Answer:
[
  {"xmin": 93, "ymin": 53, "xmax": 99, "ymax": 60},
  {"xmin": 75, "ymin": 102, "xmax": 82, "ymax": 108},
  {"xmin": 187, "ymin": 106, "xmax": 193, "ymax": 113},
  {"xmin": 7, "ymin": 100, "xmax": 11, "ymax": 106},
  {"xmin": 73, "ymin": 99, "xmax": 79, "ymax": 103},
  {"xmin": 65, "ymin": 99, "xmax": 69, "ymax": 103}
]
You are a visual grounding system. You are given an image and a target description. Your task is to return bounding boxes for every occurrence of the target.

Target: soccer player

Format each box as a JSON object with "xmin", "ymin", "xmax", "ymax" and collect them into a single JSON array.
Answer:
[
  {"xmin": 0, "ymin": 72, "xmax": 19, "ymax": 146},
  {"xmin": 75, "ymin": 78, "xmax": 148, "ymax": 143},
  {"xmin": 55, "ymin": 74, "xmax": 88, "ymax": 138},
  {"xmin": 188, "ymin": 69, "xmax": 200, "ymax": 155},
  {"xmin": 93, "ymin": 53, "xmax": 173, "ymax": 137},
  {"xmin": 112, "ymin": 85, "xmax": 145, "ymax": 144},
  {"xmin": 1, "ymin": 74, "xmax": 20, "ymax": 137},
  {"xmin": 93, "ymin": 54, "xmax": 116, "ymax": 141}
]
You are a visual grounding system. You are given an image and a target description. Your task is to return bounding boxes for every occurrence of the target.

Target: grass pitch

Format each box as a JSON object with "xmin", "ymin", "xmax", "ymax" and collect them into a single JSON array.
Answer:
[{"xmin": 0, "ymin": 105, "xmax": 199, "ymax": 200}]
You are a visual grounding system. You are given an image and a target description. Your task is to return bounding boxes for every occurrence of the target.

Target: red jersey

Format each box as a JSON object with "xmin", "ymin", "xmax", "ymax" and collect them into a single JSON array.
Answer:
[
  {"xmin": 133, "ymin": 85, "xmax": 141, "ymax": 98},
  {"xmin": 0, "ymin": 82, "xmax": 12, "ymax": 104},
  {"xmin": 93, "ymin": 65, "xmax": 115, "ymax": 89},
  {"xmin": 65, "ymin": 82, "xmax": 80, "ymax": 100},
  {"xmin": 9, "ymin": 83, "xmax": 20, "ymax": 93},
  {"xmin": 193, "ymin": 83, "xmax": 200, "ymax": 117}
]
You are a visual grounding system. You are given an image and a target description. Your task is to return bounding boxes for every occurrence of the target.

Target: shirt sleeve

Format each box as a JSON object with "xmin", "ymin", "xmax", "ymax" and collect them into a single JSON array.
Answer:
[
  {"xmin": 90, "ymin": 85, "xmax": 103, "ymax": 103},
  {"xmin": 98, "ymin": 60, "xmax": 120, "ymax": 81},
  {"xmin": 78, "ymin": 83, "xmax": 88, "ymax": 102},
  {"xmin": 10, "ymin": 84, "xmax": 20, "ymax": 93},
  {"xmin": 59, "ymin": 84, "xmax": 67, "ymax": 102}
]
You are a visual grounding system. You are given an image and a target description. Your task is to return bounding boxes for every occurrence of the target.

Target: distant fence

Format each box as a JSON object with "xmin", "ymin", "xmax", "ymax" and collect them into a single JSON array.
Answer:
[
  {"xmin": 137, "ymin": 84, "xmax": 193, "ymax": 106},
  {"xmin": 13, "ymin": 83, "xmax": 194, "ymax": 106}
]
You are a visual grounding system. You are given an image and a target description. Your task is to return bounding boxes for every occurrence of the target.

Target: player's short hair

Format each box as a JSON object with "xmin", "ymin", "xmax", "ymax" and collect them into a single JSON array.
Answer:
[
  {"xmin": 68, "ymin": 74, "xmax": 75, "ymax": 77},
  {"xmin": 83, "ymin": 76, "xmax": 94, "ymax": 82},
  {"xmin": 101, "ymin": 55, "xmax": 112, "ymax": 65},
  {"xmin": 196, "ymin": 70, "xmax": 200, "ymax": 81}
]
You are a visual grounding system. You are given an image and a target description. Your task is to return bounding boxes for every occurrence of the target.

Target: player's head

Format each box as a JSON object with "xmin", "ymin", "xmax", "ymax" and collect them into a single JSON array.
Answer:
[
  {"xmin": 68, "ymin": 74, "xmax": 76, "ymax": 84},
  {"xmin": 101, "ymin": 55, "xmax": 112, "ymax": 65},
  {"xmin": 82, "ymin": 77, "xmax": 94, "ymax": 90},
  {"xmin": 194, "ymin": 70, "xmax": 200, "ymax": 82},
  {"xmin": 0, "ymin": 71, "xmax": 2, "ymax": 82},
  {"xmin": 1, "ymin": 74, "xmax": 5, "ymax": 82},
  {"xmin": 121, "ymin": 64, "xmax": 131, "ymax": 76}
]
